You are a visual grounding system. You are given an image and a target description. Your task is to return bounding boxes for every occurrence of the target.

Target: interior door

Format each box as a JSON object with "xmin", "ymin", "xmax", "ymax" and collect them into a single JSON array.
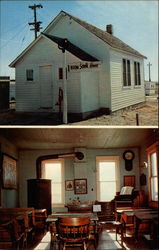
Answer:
[{"xmin": 39, "ymin": 65, "xmax": 53, "ymax": 109}]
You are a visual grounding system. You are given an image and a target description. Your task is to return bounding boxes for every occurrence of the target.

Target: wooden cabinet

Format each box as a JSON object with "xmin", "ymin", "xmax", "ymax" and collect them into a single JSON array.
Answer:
[{"xmin": 27, "ymin": 179, "xmax": 52, "ymax": 215}]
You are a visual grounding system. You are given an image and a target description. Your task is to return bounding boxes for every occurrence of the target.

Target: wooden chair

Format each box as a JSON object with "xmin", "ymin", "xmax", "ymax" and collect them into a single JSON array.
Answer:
[{"xmin": 57, "ymin": 217, "xmax": 90, "ymax": 250}]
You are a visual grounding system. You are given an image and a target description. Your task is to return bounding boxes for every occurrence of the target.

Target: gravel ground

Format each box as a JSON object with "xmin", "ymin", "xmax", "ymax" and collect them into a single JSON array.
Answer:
[
  {"xmin": 0, "ymin": 96, "xmax": 158, "ymax": 126},
  {"xmin": 71, "ymin": 96, "xmax": 158, "ymax": 126}
]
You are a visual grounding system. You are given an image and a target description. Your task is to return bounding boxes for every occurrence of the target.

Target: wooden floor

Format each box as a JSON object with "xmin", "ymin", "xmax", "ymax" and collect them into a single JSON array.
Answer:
[{"xmin": 28, "ymin": 227, "xmax": 157, "ymax": 250}]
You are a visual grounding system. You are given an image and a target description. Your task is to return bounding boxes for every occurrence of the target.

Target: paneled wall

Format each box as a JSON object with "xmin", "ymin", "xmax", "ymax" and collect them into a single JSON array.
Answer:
[
  {"xmin": 0, "ymin": 136, "xmax": 18, "ymax": 208},
  {"xmin": 18, "ymin": 147, "xmax": 140, "ymax": 208}
]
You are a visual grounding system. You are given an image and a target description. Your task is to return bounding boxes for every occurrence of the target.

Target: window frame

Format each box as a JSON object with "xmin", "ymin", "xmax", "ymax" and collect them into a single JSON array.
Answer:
[
  {"xmin": 147, "ymin": 142, "xmax": 158, "ymax": 207},
  {"xmin": 123, "ymin": 59, "xmax": 131, "ymax": 87},
  {"xmin": 96, "ymin": 156, "xmax": 120, "ymax": 201},
  {"xmin": 58, "ymin": 68, "xmax": 63, "ymax": 80},
  {"xmin": 41, "ymin": 158, "xmax": 65, "ymax": 207},
  {"xmin": 26, "ymin": 69, "xmax": 34, "ymax": 81},
  {"xmin": 134, "ymin": 61, "xmax": 141, "ymax": 86}
]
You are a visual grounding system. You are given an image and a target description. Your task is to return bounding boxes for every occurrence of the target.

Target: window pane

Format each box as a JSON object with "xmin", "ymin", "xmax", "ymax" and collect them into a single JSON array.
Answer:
[
  {"xmin": 26, "ymin": 69, "xmax": 33, "ymax": 81},
  {"xmin": 100, "ymin": 182, "xmax": 116, "ymax": 201},
  {"xmin": 151, "ymin": 177, "xmax": 158, "ymax": 201},
  {"xmin": 45, "ymin": 163, "xmax": 61, "ymax": 182},
  {"xmin": 59, "ymin": 68, "xmax": 63, "ymax": 80},
  {"xmin": 123, "ymin": 59, "xmax": 127, "ymax": 86},
  {"xmin": 134, "ymin": 62, "xmax": 137, "ymax": 85},
  {"xmin": 137, "ymin": 62, "xmax": 141, "ymax": 85},
  {"xmin": 151, "ymin": 152, "xmax": 157, "ymax": 176},
  {"xmin": 52, "ymin": 183, "xmax": 62, "ymax": 203},
  {"xmin": 127, "ymin": 60, "xmax": 131, "ymax": 86},
  {"xmin": 99, "ymin": 162, "xmax": 116, "ymax": 181}
]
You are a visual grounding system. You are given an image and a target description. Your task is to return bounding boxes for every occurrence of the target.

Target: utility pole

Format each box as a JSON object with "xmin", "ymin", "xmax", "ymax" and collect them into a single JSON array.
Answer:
[
  {"xmin": 147, "ymin": 62, "xmax": 152, "ymax": 82},
  {"xmin": 28, "ymin": 4, "xmax": 43, "ymax": 39}
]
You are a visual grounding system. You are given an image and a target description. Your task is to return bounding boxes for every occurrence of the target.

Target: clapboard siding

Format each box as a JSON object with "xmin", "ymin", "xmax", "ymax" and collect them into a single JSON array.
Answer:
[
  {"xmin": 67, "ymin": 72, "xmax": 81, "ymax": 113},
  {"xmin": 110, "ymin": 50, "xmax": 145, "ymax": 112},
  {"xmin": 15, "ymin": 37, "xmax": 82, "ymax": 112},
  {"xmin": 81, "ymin": 71, "xmax": 99, "ymax": 112},
  {"xmin": 12, "ymin": 12, "xmax": 146, "ymax": 114},
  {"xmin": 49, "ymin": 15, "xmax": 111, "ymax": 109}
]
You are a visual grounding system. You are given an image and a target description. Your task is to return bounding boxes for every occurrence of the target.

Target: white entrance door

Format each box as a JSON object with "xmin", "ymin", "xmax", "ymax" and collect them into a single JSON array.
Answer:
[{"xmin": 39, "ymin": 65, "xmax": 53, "ymax": 109}]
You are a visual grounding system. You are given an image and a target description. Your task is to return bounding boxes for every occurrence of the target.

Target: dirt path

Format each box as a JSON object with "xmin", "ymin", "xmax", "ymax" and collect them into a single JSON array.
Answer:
[
  {"xmin": 70, "ymin": 96, "xmax": 158, "ymax": 126},
  {"xmin": 0, "ymin": 96, "xmax": 158, "ymax": 126}
]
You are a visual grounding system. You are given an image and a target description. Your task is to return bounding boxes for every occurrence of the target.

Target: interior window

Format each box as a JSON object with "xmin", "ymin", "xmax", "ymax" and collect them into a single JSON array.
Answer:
[
  {"xmin": 150, "ymin": 152, "xmax": 158, "ymax": 201},
  {"xmin": 147, "ymin": 143, "xmax": 158, "ymax": 202},
  {"xmin": 96, "ymin": 156, "xmax": 120, "ymax": 201},
  {"xmin": 41, "ymin": 159, "xmax": 65, "ymax": 206}
]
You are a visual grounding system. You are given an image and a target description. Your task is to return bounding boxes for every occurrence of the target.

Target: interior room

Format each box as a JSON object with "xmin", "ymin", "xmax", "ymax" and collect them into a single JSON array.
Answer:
[{"xmin": 0, "ymin": 127, "xmax": 158, "ymax": 250}]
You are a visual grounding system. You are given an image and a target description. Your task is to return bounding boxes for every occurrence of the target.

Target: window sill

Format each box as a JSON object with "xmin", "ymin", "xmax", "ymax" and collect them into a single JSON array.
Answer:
[
  {"xmin": 122, "ymin": 86, "xmax": 132, "ymax": 90},
  {"xmin": 52, "ymin": 204, "xmax": 65, "ymax": 208},
  {"xmin": 25, "ymin": 81, "xmax": 35, "ymax": 84},
  {"xmin": 134, "ymin": 86, "xmax": 141, "ymax": 89}
]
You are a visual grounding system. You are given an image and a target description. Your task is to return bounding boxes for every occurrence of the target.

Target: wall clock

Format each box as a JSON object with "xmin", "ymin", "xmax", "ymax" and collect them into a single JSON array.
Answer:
[{"xmin": 123, "ymin": 150, "xmax": 135, "ymax": 171}]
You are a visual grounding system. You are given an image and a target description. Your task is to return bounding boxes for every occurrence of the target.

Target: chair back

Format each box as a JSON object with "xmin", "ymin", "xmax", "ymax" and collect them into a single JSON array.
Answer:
[{"xmin": 57, "ymin": 217, "xmax": 90, "ymax": 242}]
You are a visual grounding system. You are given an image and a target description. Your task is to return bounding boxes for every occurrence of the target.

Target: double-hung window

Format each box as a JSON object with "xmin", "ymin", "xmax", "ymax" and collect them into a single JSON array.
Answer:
[
  {"xmin": 147, "ymin": 143, "xmax": 158, "ymax": 203},
  {"xmin": 41, "ymin": 159, "xmax": 65, "ymax": 207},
  {"xmin": 134, "ymin": 62, "xmax": 141, "ymax": 85},
  {"xmin": 96, "ymin": 156, "xmax": 120, "ymax": 201},
  {"xmin": 123, "ymin": 59, "xmax": 131, "ymax": 86},
  {"xmin": 26, "ymin": 69, "xmax": 34, "ymax": 81}
]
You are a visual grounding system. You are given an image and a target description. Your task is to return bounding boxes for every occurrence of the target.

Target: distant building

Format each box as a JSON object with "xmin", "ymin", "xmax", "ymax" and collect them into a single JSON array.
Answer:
[
  {"xmin": 0, "ymin": 76, "xmax": 10, "ymax": 111},
  {"xmin": 10, "ymin": 79, "xmax": 16, "ymax": 101},
  {"xmin": 145, "ymin": 81, "xmax": 158, "ymax": 96},
  {"xmin": 10, "ymin": 11, "xmax": 147, "ymax": 118}
]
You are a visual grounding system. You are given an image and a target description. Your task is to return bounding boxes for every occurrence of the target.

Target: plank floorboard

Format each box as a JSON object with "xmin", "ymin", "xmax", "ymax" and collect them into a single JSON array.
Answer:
[{"xmin": 26, "ymin": 228, "xmax": 156, "ymax": 250}]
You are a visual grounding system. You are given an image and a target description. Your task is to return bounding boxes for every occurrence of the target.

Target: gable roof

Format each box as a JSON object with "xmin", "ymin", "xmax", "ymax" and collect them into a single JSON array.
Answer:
[
  {"xmin": 43, "ymin": 33, "xmax": 99, "ymax": 61},
  {"xmin": 10, "ymin": 10, "xmax": 146, "ymax": 67},
  {"xmin": 45, "ymin": 10, "xmax": 146, "ymax": 59},
  {"xmin": 9, "ymin": 32, "xmax": 98, "ymax": 67}
]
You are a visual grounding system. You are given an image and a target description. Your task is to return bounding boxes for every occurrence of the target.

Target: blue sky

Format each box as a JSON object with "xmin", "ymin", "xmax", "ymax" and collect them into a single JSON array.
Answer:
[{"xmin": 0, "ymin": 0, "xmax": 158, "ymax": 81}]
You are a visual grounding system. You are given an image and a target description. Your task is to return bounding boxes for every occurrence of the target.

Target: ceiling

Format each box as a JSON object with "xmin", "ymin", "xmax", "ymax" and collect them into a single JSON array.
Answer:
[{"xmin": 0, "ymin": 127, "xmax": 156, "ymax": 150}]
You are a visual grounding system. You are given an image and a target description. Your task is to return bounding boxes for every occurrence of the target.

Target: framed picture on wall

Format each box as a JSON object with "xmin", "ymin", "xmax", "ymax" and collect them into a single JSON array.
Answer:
[
  {"xmin": 65, "ymin": 180, "xmax": 74, "ymax": 191},
  {"xmin": 2, "ymin": 154, "xmax": 17, "ymax": 189},
  {"xmin": 74, "ymin": 179, "xmax": 87, "ymax": 194}
]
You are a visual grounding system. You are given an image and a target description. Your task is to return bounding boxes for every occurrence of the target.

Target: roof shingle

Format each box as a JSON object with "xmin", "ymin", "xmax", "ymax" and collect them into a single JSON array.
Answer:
[{"xmin": 61, "ymin": 11, "xmax": 146, "ymax": 59}]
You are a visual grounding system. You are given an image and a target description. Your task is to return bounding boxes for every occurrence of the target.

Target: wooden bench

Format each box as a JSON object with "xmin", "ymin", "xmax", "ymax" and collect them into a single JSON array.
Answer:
[
  {"xmin": 34, "ymin": 209, "xmax": 47, "ymax": 231},
  {"xmin": 0, "ymin": 208, "xmax": 35, "ymax": 246},
  {"xmin": 0, "ymin": 217, "xmax": 25, "ymax": 250}
]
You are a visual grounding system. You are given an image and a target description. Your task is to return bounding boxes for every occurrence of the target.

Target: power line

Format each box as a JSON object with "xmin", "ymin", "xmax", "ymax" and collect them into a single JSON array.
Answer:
[
  {"xmin": 28, "ymin": 4, "xmax": 43, "ymax": 39},
  {"xmin": 1, "ymin": 17, "xmax": 33, "ymax": 36},
  {"xmin": 0, "ymin": 23, "xmax": 28, "ymax": 49}
]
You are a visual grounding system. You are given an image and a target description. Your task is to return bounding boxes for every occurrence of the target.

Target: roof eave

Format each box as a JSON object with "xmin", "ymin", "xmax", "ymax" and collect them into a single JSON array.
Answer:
[
  {"xmin": 43, "ymin": 10, "xmax": 65, "ymax": 33},
  {"xmin": 110, "ymin": 47, "xmax": 147, "ymax": 59},
  {"xmin": 43, "ymin": 33, "xmax": 99, "ymax": 62}
]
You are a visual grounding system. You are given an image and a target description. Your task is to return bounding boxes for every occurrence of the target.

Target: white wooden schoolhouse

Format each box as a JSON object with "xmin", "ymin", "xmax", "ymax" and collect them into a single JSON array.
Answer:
[{"xmin": 10, "ymin": 11, "xmax": 147, "ymax": 118}]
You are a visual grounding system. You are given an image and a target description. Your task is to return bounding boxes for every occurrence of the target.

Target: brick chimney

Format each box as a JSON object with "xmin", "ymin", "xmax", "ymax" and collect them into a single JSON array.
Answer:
[{"xmin": 106, "ymin": 24, "xmax": 113, "ymax": 35}]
